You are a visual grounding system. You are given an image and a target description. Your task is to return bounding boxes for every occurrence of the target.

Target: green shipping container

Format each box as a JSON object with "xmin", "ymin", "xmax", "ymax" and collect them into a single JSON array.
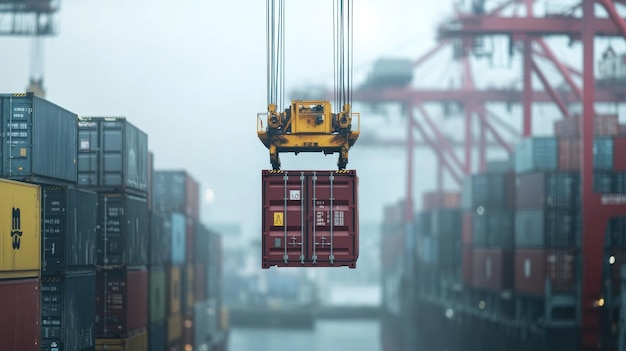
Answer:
[{"xmin": 150, "ymin": 267, "xmax": 166, "ymax": 324}]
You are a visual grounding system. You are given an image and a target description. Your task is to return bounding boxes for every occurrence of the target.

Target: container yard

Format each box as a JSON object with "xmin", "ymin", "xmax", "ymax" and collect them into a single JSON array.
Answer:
[{"xmin": 1, "ymin": 0, "xmax": 626, "ymax": 351}]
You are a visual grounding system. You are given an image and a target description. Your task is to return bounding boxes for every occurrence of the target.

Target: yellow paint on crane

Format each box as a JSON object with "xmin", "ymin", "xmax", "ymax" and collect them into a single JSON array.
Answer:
[{"xmin": 274, "ymin": 212, "xmax": 284, "ymax": 226}]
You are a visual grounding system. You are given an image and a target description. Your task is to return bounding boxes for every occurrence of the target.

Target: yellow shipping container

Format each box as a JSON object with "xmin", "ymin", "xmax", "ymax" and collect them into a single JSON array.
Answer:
[
  {"xmin": 169, "ymin": 266, "xmax": 181, "ymax": 315},
  {"xmin": 0, "ymin": 179, "xmax": 40, "ymax": 279},
  {"xmin": 96, "ymin": 330, "xmax": 148, "ymax": 351},
  {"xmin": 168, "ymin": 313, "xmax": 182, "ymax": 343}
]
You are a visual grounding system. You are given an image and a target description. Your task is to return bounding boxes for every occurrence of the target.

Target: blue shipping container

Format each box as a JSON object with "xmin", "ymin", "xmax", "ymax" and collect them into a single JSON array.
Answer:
[
  {"xmin": 514, "ymin": 137, "xmax": 558, "ymax": 173},
  {"xmin": 169, "ymin": 213, "xmax": 186, "ymax": 265},
  {"xmin": 593, "ymin": 137, "xmax": 613, "ymax": 170}
]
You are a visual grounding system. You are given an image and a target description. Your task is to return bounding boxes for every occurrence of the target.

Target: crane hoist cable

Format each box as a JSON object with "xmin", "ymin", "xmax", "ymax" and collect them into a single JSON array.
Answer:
[{"xmin": 259, "ymin": 0, "xmax": 359, "ymax": 171}]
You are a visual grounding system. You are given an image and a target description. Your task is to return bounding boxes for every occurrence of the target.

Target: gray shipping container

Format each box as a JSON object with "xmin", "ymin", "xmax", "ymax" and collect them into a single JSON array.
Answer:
[
  {"xmin": 97, "ymin": 193, "xmax": 149, "ymax": 267},
  {"xmin": 0, "ymin": 93, "xmax": 77, "ymax": 184},
  {"xmin": 514, "ymin": 137, "xmax": 558, "ymax": 173},
  {"xmin": 42, "ymin": 186, "xmax": 97, "ymax": 274},
  {"xmin": 41, "ymin": 271, "xmax": 96, "ymax": 351},
  {"xmin": 77, "ymin": 117, "xmax": 148, "ymax": 194},
  {"xmin": 515, "ymin": 209, "xmax": 580, "ymax": 247}
]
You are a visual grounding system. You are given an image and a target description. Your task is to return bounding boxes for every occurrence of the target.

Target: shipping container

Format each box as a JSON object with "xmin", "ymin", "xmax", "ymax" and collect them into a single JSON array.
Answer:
[
  {"xmin": 96, "ymin": 193, "xmax": 149, "ymax": 266},
  {"xmin": 471, "ymin": 209, "xmax": 514, "ymax": 247},
  {"xmin": 514, "ymin": 248, "xmax": 577, "ymax": 296},
  {"xmin": 607, "ymin": 217, "xmax": 626, "ymax": 247},
  {"xmin": 554, "ymin": 114, "xmax": 619, "ymax": 137},
  {"xmin": 261, "ymin": 170, "xmax": 359, "ymax": 268},
  {"xmin": 95, "ymin": 268, "xmax": 148, "ymax": 338},
  {"xmin": 194, "ymin": 263, "xmax": 207, "ymax": 302},
  {"xmin": 194, "ymin": 221, "xmax": 210, "ymax": 265},
  {"xmin": 615, "ymin": 173, "xmax": 626, "ymax": 194},
  {"xmin": 168, "ymin": 266, "xmax": 182, "ymax": 315},
  {"xmin": 169, "ymin": 213, "xmax": 186, "ymax": 265},
  {"xmin": 96, "ymin": 330, "xmax": 148, "ymax": 351},
  {"xmin": 77, "ymin": 117, "xmax": 149, "ymax": 194},
  {"xmin": 462, "ymin": 173, "xmax": 509, "ymax": 210},
  {"xmin": 0, "ymin": 93, "xmax": 77, "ymax": 184},
  {"xmin": 0, "ymin": 278, "xmax": 40, "ymax": 351},
  {"xmin": 615, "ymin": 137, "xmax": 626, "ymax": 171},
  {"xmin": 471, "ymin": 247, "xmax": 514, "ymax": 291},
  {"xmin": 430, "ymin": 208, "xmax": 461, "ymax": 235},
  {"xmin": 42, "ymin": 186, "xmax": 97, "ymax": 273},
  {"xmin": 414, "ymin": 211, "xmax": 431, "ymax": 235},
  {"xmin": 438, "ymin": 233, "xmax": 462, "ymax": 269},
  {"xmin": 150, "ymin": 212, "xmax": 170, "ymax": 267},
  {"xmin": 462, "ymin": 212, "xmax": 472, "ymax": 245},
  {"xmin": 41, "ymin": 271, "xmax": 95, "ymax": 351},
  {"xmin": 606, "ymin": 248, "xmax": 626, "ymax": 292},
  {"xmin": 167, "ymin": 314, "xmax": 182, "ymax": 344},
  {"xmin": 0, "ymin": 178, "xmax": 40, "ymax": 279},
  {"xmin": 515, "ymin": 209, "xmax": 580, "ymax": 247},
  {"xmin": 150, "ymin": 267, "xmax": 167, "ymax": 325},
  {"xmin": 593, "ymin": 137, "xmax": 614, "ymax": 170},
  {"xmin": 207, "ymin": 231, "xmax": 223, "ymax": 301},
  {"xmin": 422, "ymin": 191, "xmax": 460, "ymax": 210},
  {"xmin": 149, "ymin": 322, "xmax": 166, "ymax": 351},
  {"xmin": 152, "ymin": 170, "xmax": 200, "ymax": 221},
  {"xmin": 593, "ymin": 171, "xmax": 614, "ymax": 193},
  {"xmin": 514, "ymin": 137, "xmax": 558, "ymax": 173},
  {"xmin": 181, "ymin": 263, "xmax": 195, "ymax": 314},
  {"xmin": 515, "ymin": 172, "xmax": 579, "ymax": 209},
  {"xmin": 486, "ymin": 159, "xmax": 513, "ymax": 173}
]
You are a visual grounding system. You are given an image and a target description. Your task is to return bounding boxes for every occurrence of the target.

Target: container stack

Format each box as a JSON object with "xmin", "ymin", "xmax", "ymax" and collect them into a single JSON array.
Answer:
[
  {"xmin": 152, "ymin": 170, "xmax": 200, "ymax": 351},
  {"xmin": 414, "ymin": 192, "xmax": 461, "ymax": 298},
  {"xmin": 77, "ymin": 117, "xmax": 151, "ymax": 350}
]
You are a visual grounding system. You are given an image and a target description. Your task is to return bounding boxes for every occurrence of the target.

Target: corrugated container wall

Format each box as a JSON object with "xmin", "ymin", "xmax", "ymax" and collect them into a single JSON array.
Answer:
[
  {"xmin": 170, "ymin": 213, "xmax": 186, "ymax": 265},
  {"xmin": 97, "ymin": 193, "xmax": 149, "ymax": 266},
  {"xmin": 150, "ymin": 212, "xmax": 170, "ymax": 267},
  {"xmin": 149, "ymin": 321, "xmax": 166, "ymax": 351},
  {"xmin": 515, "ymin": 209, "xmax": 581, "ymax": 247},
  {"xmin": 261, "ymin": 170, "xmax": 359, "ymax": 268},
  {"xmin": 0, "ymin": 278, "xmax": 40, "ymax": 351},
  {"xmin": 0, "ymin": 93, "xmax": 77, "ymax": 184},
  {"xmin": 77, "ymin": 117, "xmax": 149, "ymax": 194},
  {"xmin": 168, "ymin": 314, "xmax": 182, "ymax": 345},
  {"xmin": 168, "ymin": 266, "xmax": 182, "ymax": 315},
  {"xmin": 95, "ymin": 268, "xmax": 148, "ymax": 338},
  {"xmin": 152, "ymin": 170, "xmax": 200, "ymax": 221},
  {"xmin": 515, "ymin": 172, "xmax": 579, "ymax": 209},
  {"xmin": 41, "ymin": 271, "xmax": 95, "ymax": 351},
  {"xmin": 0, "ymin": 178, "xmax": 41, "ymax": 279},
  {"xmin": 42, "ymin": 186, "xmax": 97, "ymax": 273},
  {"xmin": 515, "ymin": 249, "xmax": 577, "ymax": 296}
]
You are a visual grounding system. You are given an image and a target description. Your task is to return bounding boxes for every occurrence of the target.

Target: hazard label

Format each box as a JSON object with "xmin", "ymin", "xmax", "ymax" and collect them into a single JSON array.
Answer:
[{"xmin": 274, "ymin": 212, "xmax": 284, "ymax": 226}]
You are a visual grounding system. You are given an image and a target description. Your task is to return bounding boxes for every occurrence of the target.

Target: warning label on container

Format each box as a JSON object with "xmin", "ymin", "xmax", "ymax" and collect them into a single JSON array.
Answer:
[{"xmin": 274, "ymin": 212, "xmax": 284, "ymax": 226}]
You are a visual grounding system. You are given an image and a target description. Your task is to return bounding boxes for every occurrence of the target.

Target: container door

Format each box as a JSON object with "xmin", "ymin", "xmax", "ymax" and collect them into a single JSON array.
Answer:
[
  {"xmin": 78, "ymin": 120, "xmax": 100, "ymax": 186},
  {"xmin": 5, "ymin": 97, "xmax": 33, "ymax": 177}
]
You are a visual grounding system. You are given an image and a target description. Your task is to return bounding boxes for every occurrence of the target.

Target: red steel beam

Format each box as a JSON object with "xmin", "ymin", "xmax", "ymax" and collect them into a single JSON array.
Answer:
[
  {"xmin": 415, "ymin": 102, "xmax": 466, "ymax": 173},
  {"xmin": 438, "ymin": 16, "xmax": 625, "ymax": 38},
  {"xmin": 412, "ymin": 113, "xmax": 463, "ymax": 185},
  {"xmin": 476, "ymin": 106, "xmax": 514, "ymax": 154},
  {"xmin": 531, "ymin": 58, "xmax": 570, "ymax": 118},
  {"xmin": 523, "ymin": 39, "xmax": 533, "ymax": 136},
  {"xmin": 352, "ymin": 87, "xmax": 626, "ymax": 103},
  {"xmin": 598, "ymin": 0, "xmax": 626, "ymax": 40},
  {"xmin": 536, "ymin": 39, "xmax": 583, "ymax": 99}
]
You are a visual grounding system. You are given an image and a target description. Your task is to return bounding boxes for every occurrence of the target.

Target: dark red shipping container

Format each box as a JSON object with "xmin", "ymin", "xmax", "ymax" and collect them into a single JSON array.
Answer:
[
  {"xmin": 514, "ymin": 248, "xmax": 576, "ymax": 296},
  {"xmin": 95, "ymin": 268, "xmax": 149, "ymax": 338},
  {"xmin": 619, "ymin": 124, "xmax": 626, "ymax": 136},
  {"xmin": 558, "ymin": 138, "xmax": 581, "ymax": 171},
  {"xmin": 614, "ymin": 137, "xmax": 626, "ymax": 171},
  {"xmin": 194, "ymin": 263, "xmax": 207, "ymax": 302},
  {"xmin": 462, "ymin": 247, "xmax": 473, "ymax": 286},
  {"xmin": 554, "ymin": 114, "xmax": 618, "ymax": 137},
  {"xmin": 471, "ymin": 247, "xmax": 514, "ymax": 291},
  {"xmin": 0, "ymin": 278, "xmax": 40, "ymax": 351},
  {"xmin": 262, "ymin": 170, "xmax": 359, "ymax": 268},
  {"xmin": 462, "ymin": 212, "xmax": 473, "ymax": 245},
  {"xmin": 422, "ymin": 191, "xmax": 460, "ymax": 210}
]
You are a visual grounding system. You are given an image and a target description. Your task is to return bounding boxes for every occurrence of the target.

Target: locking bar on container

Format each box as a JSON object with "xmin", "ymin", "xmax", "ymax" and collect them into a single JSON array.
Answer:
[{"xmin": 300, "ymin": 172, "xmax": 305, "ymax": 264}]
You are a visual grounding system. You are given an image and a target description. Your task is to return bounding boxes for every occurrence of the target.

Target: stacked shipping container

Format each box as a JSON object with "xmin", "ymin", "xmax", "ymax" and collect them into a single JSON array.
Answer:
[{"xmin": 77, "ymin": 117, "xmax": 150, "ymax": 350}]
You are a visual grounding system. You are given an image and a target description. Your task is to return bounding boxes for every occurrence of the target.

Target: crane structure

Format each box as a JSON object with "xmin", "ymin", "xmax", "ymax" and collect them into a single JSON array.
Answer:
[
  {"xmin": 257, "ymin": 0, "xmax": 360, "ymax": 170},
  {"xmin": 0, "ymin": 0, "xmax": 59, "ymax": 97},
  {"xmin": 351, "ymin": 1, "xmax": 626, "ymax": 350}
]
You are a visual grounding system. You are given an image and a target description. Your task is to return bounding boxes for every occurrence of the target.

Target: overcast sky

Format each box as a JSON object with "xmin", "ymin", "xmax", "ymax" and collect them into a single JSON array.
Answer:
[{"xmin": 0, "ymin": 0, "xmax": 624, "ymax": 237}]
